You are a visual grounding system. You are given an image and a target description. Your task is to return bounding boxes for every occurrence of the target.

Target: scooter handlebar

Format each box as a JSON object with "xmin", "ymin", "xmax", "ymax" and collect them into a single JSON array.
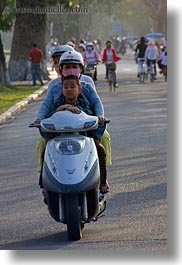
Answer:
[
  {"xmin": 98, "ymin": 119, "xmax": 111, "ymax": 125},
  {"xmin": 29, "ymin": 118, "xmax": 111, "ymax": 129},
  {"xmin": 104, "ymin": 119, "xmax": 111, "ymax": 124},
  {"xmin": 29, "ymin": 123, "xmax": 41, "ymax": 128}
]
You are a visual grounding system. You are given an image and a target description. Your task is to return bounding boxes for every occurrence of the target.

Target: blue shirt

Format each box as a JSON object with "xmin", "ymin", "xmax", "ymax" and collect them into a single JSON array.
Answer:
[{"xmin": 36, "ymin": 76, "xmax": 104, "ymax": 120}]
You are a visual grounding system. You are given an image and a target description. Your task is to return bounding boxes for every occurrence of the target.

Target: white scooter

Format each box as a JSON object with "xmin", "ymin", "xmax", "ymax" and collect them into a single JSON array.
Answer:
[{"xmin": 29, "ymin": 110, "xmax": 109, "ymax": 241}]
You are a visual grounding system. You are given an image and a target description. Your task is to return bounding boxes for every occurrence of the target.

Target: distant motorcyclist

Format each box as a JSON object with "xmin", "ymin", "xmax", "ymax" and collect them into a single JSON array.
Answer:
[
  {"xmin": 120, "ymin": 38, "xmax": 126, "ymax": 56},
  {"xmin": 78, "ymin": 43, "xmax": 86, "ymax": 58},
  {"xmin": 83, "ymin": 42, "xmax": 100, "ymax": 81}
]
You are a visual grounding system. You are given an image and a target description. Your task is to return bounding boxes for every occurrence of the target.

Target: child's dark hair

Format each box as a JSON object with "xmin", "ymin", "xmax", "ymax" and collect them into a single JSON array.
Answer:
[{"xmin": 62, "ymin": 75, "xmax": 80, "ymax": 86}]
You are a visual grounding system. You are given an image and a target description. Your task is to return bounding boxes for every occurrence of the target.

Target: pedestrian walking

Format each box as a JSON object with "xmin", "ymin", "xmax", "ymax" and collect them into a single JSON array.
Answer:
[{"xmin": 28, "ymin": 43, "xmax": 44, "ymax": 87}]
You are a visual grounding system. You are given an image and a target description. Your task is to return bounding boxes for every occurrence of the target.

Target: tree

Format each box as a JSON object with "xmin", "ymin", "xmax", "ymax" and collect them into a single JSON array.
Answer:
[
  {"xmin": 0, "ymin": 0, "xmax": 15, "ymax": 86},
  {"xmin": 8, "ymin": 0, "xmax": 49, "ymax": 81},
  {"xmin": 143, "ymin": 0, "xmax": 167, "ymax": 35},
  {"xmin": 46, "ymin": 0, "xmax": 167, "ymax": 46}
]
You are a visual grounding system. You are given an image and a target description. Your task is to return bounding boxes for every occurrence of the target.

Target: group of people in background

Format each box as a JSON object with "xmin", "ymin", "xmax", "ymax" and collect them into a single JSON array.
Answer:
[
  {"xmin": 135, "ymin": 36, "xmax": 167, "ymax": 80},
  {"xmin": 29, "ymin": 35, "xmax": 167, "ymax": 88},
  {"xmin": 46, "ymin": 37, "xmax": 121, "ymax": 87}
]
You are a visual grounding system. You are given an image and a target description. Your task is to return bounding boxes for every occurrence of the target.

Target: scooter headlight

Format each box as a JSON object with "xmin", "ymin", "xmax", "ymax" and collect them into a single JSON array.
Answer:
[{"xmin": 55, "ymin": 139, "xmax": 85, "ymax": 155}]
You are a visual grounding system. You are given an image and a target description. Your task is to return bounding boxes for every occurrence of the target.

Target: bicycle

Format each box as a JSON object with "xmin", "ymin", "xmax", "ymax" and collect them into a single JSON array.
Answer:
[
  {"xmin": 138, "ymin": 58, "xmax": 147, "ymax": 83},
  {"xmin": 147, "ymin": 61, "xmax": 155, "ymax": 83},
  {"xmin": 107, "ymin": 63, "xmax": 117, "ymax": 92}
]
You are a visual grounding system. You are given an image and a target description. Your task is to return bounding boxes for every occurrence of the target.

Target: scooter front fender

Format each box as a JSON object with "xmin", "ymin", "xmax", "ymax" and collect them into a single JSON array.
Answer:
[{"xmin": 42, "ymin": 159, "xmax": 100, "ymax": 193}]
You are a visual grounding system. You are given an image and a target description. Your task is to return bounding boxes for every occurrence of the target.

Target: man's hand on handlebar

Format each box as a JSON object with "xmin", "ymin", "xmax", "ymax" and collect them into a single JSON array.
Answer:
[
  {"xmin": 34, "ymin": 119, "xmax": 41, "ymax": 124},
  {"xmin": 98, "ymin": 116, "xmax": 110, "ymax": 125}
]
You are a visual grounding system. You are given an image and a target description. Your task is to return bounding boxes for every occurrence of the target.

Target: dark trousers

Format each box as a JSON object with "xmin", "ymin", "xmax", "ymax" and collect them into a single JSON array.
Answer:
[
  {"xmin": 147, "ymin": 59, "xmax": 157, "ymax": 76},
  {"xmin": 31, "ymin": 62, "xmax": 43, "ymax": 86}
]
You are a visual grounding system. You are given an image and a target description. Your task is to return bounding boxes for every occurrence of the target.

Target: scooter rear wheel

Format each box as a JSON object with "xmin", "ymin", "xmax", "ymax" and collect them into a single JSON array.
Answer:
[{"xmin": 65, "ymin": 194, "xmax": 82, "ymax": 241}]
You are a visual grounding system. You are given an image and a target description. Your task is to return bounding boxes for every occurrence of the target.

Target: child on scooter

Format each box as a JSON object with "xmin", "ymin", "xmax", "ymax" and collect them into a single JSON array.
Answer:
[{"xmin": 57, "ymin": 75, "xmax": 109, "ymax": 193}]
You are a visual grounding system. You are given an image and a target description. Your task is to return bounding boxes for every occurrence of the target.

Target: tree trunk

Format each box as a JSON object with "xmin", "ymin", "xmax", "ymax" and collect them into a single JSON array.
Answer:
[
  {"xmin": 8, "ymin": 0, "xmax": 49, "ymax": 81},
  {"xmin": 143, "ymin": 0, "xmax": 167, "ymax": 36},
  {"xmin": 0, "ymin": 33, "xmax": 11, "ymax": 87},
  {"xmin": 0, "ymin": 0, "xmax": 11, "ymax": 86}
]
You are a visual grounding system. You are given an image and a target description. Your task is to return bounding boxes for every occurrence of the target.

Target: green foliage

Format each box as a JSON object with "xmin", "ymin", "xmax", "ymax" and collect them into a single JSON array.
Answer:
[
  {"xmin": 0, "ymin": 85, "xmax": 42, "ymax": 114},
  {"xmin": 0, "ymin": 0, "xmax": 15, "ymax": 32},
  {"xmin": 46, "ymin": 0, "xmax": 166, "ymax": 44},
  {"xmin": 48, "ymin": 0, "xmax": 80, "ymax": 8}
]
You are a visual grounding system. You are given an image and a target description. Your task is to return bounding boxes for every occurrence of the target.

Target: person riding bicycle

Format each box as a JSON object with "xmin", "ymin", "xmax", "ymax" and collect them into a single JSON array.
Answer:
[
  {"xmin": 102, "ymin": 40, "xmax": 121, "ymax": 88},
  {"xmin": 145, "ymin": 39, "xmax": 159, "ymax": 78},
  {"xmin": 83, "ymin": 42, "xmax": 100, "ymax": 81},
  {"xmin": 135, "ymin": 36, "xmax": 147, "ymax": 78}
]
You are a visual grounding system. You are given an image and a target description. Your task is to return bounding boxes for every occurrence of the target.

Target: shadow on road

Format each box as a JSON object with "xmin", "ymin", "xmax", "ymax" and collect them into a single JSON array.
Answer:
[
  {"xmin": 0, "ymin": 231, "xmax": 70, "ymax": 250},
  {"xmin": 109, "ymin": 182, "xmax": 167, "ymax": 210}
]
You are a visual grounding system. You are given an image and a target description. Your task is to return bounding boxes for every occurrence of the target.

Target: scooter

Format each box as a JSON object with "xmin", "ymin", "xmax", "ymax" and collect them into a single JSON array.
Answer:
[
  {"xmin": 29, "ymin": 110, "xmax": 109, "ymax": 241},
  {"xmin": 83, "ymin": 64, "xmax": 97, "ymax": 81}
]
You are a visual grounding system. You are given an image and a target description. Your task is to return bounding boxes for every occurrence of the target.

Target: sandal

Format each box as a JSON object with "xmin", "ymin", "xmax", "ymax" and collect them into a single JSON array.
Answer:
[{"xmin": 100, "ymin": 181, "xmax": 109, "ymax": 194}]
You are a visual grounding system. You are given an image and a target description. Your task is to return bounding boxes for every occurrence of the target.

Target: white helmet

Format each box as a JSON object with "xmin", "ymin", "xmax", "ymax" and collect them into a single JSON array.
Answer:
[
  {"xmin": 66, "ymin": 41, "xmax": 75, "ymax": 48},
  {"xmin": 79, "ymin": 43, "xmax": 86, "ymax": 49},
  {"xmin": 86, "ymin": 42, "xmax": 94, "ymax": 50},
  {"xmin": 148, "ymin": 39, "xmax": 155, "ymax": 45},
  {"xmin": 86, "ymin": 42, "xmax": 93, "ymax": 46},
  {"xmin": 59, "ymin": 50, "xmax": 84, "ymax": 66},
  {"xmin": 51, "ymin": 45, "xmax": 74, "ymax": 58}
]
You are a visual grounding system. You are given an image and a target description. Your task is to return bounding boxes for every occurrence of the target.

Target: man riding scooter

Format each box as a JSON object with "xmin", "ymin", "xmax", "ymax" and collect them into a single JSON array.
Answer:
[{"xmin": 34, "ymin": 50, "xmax": 110, "ymax": 201}]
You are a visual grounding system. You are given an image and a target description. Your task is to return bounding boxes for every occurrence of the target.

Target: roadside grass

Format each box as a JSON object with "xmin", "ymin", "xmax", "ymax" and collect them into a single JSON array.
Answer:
[{"xmin": 0, "ymin": 85, "xmax": 41, "ymax": 114}]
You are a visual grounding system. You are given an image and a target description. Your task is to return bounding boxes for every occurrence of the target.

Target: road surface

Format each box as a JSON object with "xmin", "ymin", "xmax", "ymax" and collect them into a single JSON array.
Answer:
[{"xmin": 0, "ymin": 50, "xmax": 167, "ymax": 251}]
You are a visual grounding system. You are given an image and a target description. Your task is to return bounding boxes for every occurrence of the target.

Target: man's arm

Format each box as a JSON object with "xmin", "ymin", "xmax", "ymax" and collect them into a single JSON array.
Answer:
[
  {"xmin": 35, "ymin": 89, "xmax": 54, "ymax": 121},
  {"xmin": 81, "ymin": 82, "xmax": 104, "ymax": 117}
]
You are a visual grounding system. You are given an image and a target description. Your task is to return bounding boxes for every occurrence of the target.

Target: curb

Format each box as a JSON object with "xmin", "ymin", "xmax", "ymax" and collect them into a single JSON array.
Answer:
[{"xmin": 0, "ymin": 85, "xmax": 48, "ymax": 125}]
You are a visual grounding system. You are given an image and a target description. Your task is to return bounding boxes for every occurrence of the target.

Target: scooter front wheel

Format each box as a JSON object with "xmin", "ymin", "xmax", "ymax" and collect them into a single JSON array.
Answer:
[{"xmin": 65, "ymin": 194, "xmax": 82, "ymax": 241}]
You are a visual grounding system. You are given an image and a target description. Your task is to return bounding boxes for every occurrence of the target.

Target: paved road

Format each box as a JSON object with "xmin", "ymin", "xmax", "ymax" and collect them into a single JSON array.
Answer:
[{"xmin": 0, "ymin": 51, "xmax": 167, "ymax": 250}]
